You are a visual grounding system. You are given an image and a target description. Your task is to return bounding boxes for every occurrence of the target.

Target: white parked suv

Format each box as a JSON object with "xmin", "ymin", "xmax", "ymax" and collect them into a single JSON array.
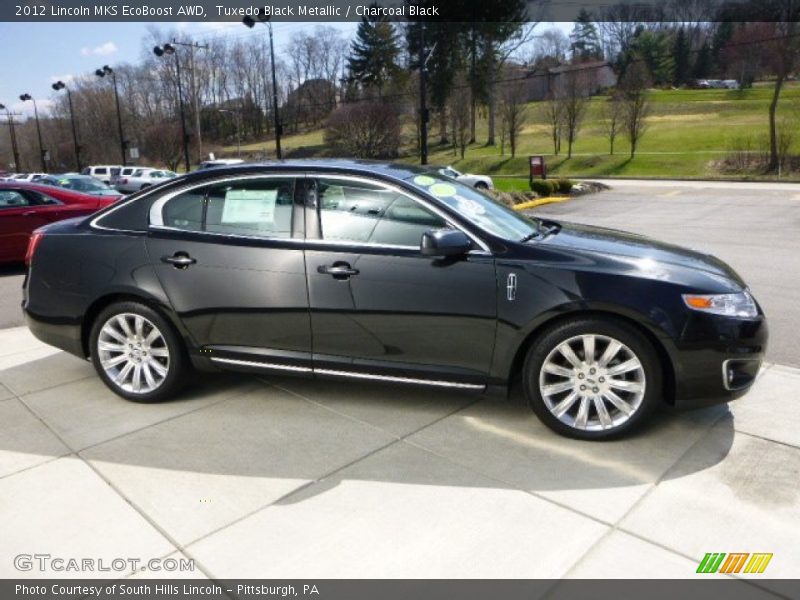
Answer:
[
  {"xmin": 81, "ymin": 165, "xmax": 122, "ymax": 185},
  {"xmin": 114, "ymin": 168, "xmax": 177, "ymax": 193},
  {"xmin": 436, "ymin": 166, "xmax": 494, "ymax": 190}
]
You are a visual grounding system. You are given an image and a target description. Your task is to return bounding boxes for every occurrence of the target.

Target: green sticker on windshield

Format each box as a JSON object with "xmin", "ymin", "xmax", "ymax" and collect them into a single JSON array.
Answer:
[
  {"xmin": 413, "ymin": 175, "xmax": 436, "ymax": 186},
  {"xmin": 429, "ymin": 183, "xmax": 457, "ymax": 197}
]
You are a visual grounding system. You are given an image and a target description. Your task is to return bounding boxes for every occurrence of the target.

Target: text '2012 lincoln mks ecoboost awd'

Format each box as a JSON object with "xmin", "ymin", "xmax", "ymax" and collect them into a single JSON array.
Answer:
[{"xmin": 22, "ymin": 161, "xmax": 767, "ymax": 439}]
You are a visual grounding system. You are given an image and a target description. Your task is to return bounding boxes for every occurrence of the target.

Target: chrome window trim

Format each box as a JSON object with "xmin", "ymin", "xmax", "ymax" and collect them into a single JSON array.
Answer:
[{"xmin": 91, "ymin": 170, "xmax": 492, "ymax": 253}]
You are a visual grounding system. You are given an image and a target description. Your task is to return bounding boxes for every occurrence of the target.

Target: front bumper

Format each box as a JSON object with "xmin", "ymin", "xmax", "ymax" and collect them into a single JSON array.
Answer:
[{"xmin": 669, "ymin": 313, "xmax": 768, "ymax": 408}]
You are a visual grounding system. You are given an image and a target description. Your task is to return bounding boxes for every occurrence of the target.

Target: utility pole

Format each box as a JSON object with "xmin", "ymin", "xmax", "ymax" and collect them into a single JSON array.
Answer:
[
  {"xmin": 0, "ymin": 105, "xmax": 22, "ymax": 171},
  {"xmin": 171, "ymin": 40, "xmax": 209, "ymax": 164},
  {"xmin": 243, "ymin": 14, "xmax": 282, "ymax": 159},
  {"xmin": 418, "ymin": 28, "xmax": 435, "ymax": 166},
  {"xmin": 95, "ymin": 66, "xmax": 127, "ymax": 166},
  {"xmin": 52, "ymin": 81, "xmax": 82, "ymax": 170},
  {"xmin": 154, "ymin": 44, "xmax": 191, "ymax": 172},
  {"xmin": 19, "ymin": 94, "xmax": 47, "ymax": 172}
]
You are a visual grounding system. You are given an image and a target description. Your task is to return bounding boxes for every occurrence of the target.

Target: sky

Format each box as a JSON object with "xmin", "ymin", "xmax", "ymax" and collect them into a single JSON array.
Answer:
[{"xmin": 0, "ymin": 20, "xmax": 571, "ymax": 120}]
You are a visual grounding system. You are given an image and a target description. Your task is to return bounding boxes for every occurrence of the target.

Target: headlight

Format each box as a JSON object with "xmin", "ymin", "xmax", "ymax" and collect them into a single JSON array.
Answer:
[{"xmin": 682, "ymin": 291, "xmax": 758, "ymax": 318}]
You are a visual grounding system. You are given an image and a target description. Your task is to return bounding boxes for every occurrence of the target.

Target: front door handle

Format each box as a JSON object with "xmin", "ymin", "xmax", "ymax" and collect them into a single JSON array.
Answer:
[
  {"xmin": 161, "ymin": 253, "xmax": 196, "ymax": 269},
  {"xmin": 318, "ymin": 263, "xmax": 359, "ymax": 279}
]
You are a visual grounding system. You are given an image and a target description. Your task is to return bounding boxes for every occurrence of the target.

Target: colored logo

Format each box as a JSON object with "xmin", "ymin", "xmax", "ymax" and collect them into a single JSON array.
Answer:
[{"xmin": 696, "ymin": 553, "xmax": 773, "ymax": 574}]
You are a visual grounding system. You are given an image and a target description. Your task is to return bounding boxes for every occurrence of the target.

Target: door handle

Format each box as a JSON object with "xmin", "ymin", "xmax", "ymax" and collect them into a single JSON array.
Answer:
[
  {"xmin": 317, "ymin": 263, "xmax": 359, "ymax": 279},
  {"xmin": 161, "ymin": 253, "xmax": 196, "ymax": 269}
]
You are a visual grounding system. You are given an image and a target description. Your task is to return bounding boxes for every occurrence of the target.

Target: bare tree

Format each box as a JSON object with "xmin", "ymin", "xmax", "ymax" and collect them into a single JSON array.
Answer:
[
  {"xmin": 541, "ymin": 93, "xmax": 565, "ymax": 155},
  {"xmin": 498, "ymin": 79, "xmax": 528, "ymax": 158},
  {"xmin": 324, "ymin": 101, "xmax": 401, "ymax": 159},
  {"xmin": 620, "ymin": 61, "xmax": 651, "ymax": 159},
  {"xmin": 449, "ymin": 81, "xmax": 471, "ymax": 159},
  {"xmin": 562, "ymin": 71, "xmax": 590, "ymax": 158},
  {"xmin": 600, "ymin": 93, "xmax": 624, "ymax": 155}
]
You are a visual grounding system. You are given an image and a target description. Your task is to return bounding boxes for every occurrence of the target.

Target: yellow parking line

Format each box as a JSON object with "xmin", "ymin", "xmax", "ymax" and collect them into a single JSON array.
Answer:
[{"xmin": 512, "ymin": 196, "xmax": 571, "ymax": 211}]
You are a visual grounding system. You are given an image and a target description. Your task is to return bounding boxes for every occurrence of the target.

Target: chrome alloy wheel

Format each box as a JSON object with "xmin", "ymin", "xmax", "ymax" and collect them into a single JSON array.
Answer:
[
  {"xmin": 97, "ymin": 313, "xmax": 170, "ymax": 394},
  {"xmin": 538, "ymin": 334, "xmax": 646, "ymax": 432}
]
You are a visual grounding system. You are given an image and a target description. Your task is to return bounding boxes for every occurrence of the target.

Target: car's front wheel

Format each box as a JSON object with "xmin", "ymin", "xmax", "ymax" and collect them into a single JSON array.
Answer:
[
  {"xmin": 523, "ymin": 317, "xmax": 662, "ymax": 440},
  {"xmin": 89, "ymin": 301, "xmax": 187, "ymax": 402},
  {"xmin": 474, "ymin": 181, "xmax": 489, "ymax": 190}
]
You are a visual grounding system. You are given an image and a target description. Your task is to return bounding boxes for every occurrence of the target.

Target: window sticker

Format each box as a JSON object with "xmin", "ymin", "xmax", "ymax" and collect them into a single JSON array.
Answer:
[
  {"xmin": 221, "ymin": 189, "xmax": 277, "ymax": 223},
  {"xmin": 455, "ymin": 196, "xmax": 487, "ymax": 216},
  {"xmin": 413, "ymin": 175, "xmax": 436, "ymax": 186},
  {"xmin": 429, "ymin": 182, "xmax": 457, "ymax": 198}
]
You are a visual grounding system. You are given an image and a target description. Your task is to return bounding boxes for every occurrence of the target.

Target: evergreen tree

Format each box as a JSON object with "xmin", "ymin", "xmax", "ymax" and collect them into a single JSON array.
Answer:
[
  {"xmin": 672, "ymin": 28, "xmax": 691, "ymax": 86},
  {"xmin": 630, "ymin": 30, "xmax": 674, "ymax": 86},
  {"xmin": 693, "ymin": 41, "xmax": 712, "ymax": 79},
  {"xmin": 346, "ymin": 11, "xmax": 401, "ymax": 94},
  {"xmin": 712, "ymin": 21, "xmax": 734, "ymax": 75},
  {"xmin": 570, "ymin": 9, "xmax": 602, "ymax": 61}
]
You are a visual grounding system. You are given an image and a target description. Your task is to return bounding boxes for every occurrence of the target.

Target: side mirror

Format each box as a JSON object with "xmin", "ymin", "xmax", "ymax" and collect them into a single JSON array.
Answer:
[{"xmin": 420, "ymin": 229, "xmax": 472, "ymax": 257}]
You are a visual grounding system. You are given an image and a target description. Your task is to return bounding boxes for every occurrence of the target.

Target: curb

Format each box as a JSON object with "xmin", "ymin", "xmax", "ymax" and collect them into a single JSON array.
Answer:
[{"xmin": 512, "ymin": 196, "xmax": 571, "ymax": 211}]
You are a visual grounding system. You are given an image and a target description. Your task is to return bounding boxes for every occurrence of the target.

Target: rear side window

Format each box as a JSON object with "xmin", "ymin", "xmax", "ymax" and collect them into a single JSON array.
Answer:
[
  {"xmin": 205, "ymin": 179, "xmax": 294, "ymax": 238},
  {"xmin": 155, "ymin": 178, "xmax": 295, "ymax": 238},
  {"xmin": 0, "ymin": 190, "xmax": 30, "ymax": 208},
  {"xmin": 95, "ymin": 168, "xmax": 107, "ymax": 175}
]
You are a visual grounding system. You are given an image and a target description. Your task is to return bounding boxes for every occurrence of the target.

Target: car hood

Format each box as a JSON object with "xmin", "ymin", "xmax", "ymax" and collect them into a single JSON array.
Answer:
[{"xmin": 539, "ymin": 220, "xmax": 746, "ymax": 287}]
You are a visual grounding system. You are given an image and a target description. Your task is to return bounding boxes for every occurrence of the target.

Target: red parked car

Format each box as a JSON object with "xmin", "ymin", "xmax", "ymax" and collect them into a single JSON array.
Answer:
[{"xmin": 0, "ymin": 182, "xmax": 118, "ymax": 264}]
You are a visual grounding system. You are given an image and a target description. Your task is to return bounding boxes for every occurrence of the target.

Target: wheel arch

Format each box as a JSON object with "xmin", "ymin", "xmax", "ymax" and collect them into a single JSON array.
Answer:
[
  {"xmin": 80, "ymin": 291, "xmax": 190, "ymax": 358},
  {"xmin": 506, "ymin": 309, "xmax": 677, "ymax": 406}
]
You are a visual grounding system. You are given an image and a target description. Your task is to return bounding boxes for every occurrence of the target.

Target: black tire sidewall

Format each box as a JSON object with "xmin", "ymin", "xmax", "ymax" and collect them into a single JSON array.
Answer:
[
  {"xmin": 523, "ymin": 317, "xmax": 662, "ymax": 440},
  {"xmin": 89, "ymin": 301, "xmax": 186, "ymax": 403}
]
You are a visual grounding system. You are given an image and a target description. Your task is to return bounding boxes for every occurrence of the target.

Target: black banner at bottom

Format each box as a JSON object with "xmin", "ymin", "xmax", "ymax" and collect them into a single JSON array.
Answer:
[{"xmin": 3, "ymin": 579, "xmax": 799, "ymax": 600}]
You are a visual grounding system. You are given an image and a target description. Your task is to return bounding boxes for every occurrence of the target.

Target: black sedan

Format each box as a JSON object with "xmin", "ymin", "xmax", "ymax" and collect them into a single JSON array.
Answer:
[{"xmin": 22, "ymin": 161, "xmax": 767, "ymax": 440}]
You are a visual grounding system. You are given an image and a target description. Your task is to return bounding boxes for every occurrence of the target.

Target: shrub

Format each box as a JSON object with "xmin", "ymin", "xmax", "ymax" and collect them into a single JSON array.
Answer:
[
  {"xmin": 529, "ymin": 179, "xmax": 553, "ymax": 197},
  {"xmin": 324, "ymin": 101, "xmax": 402, "ymax": 159},
  {"xmin": 556, "ymin": 178, "xmax": 574, "ymax": 194}
]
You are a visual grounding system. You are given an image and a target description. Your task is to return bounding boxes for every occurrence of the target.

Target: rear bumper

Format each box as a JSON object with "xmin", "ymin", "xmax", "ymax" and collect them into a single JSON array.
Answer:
[
  {"xmin": 669, "ymin": 314, "xmax": 767, "ymax": 408},
  {"xmin": 24, "ymin": 311, "xmax": 85, "ymax": 358}
]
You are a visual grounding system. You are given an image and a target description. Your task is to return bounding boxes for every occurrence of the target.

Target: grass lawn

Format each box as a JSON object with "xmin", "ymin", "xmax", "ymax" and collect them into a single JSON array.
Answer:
[{"xmin": 223, "ymin": 82, "xmax": 800, "ymax": 180}]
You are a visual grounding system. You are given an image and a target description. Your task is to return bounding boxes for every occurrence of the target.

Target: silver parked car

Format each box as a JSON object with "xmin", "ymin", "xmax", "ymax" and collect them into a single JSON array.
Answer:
[{"xmin": 115, "ymin": 168, "xmax": 177, "ymax": 193}]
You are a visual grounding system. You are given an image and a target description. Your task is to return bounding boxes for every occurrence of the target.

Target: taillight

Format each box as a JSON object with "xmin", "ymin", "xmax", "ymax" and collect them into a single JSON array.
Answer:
[{"xmin": 25, "ymin": 231, "xmax": 45, "ymax": 267}]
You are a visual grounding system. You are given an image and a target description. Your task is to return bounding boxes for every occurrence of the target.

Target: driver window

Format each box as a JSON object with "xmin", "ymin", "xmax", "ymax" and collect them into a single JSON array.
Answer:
[{"xmin": 318, "ymin": 178, "xmax": 447, "ymax": 247}]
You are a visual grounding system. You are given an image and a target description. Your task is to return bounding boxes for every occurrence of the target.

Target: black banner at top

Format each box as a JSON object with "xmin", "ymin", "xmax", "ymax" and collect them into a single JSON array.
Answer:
[{"xmin": 3, "ymin": 0, "xmax": 800, "ymax": 23}]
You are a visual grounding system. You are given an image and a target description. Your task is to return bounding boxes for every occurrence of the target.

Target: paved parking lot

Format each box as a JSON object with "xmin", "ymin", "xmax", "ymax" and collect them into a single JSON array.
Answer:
[
  {"xmin": 1, "ymin": 179, "xmax": 798, "ymax": 585},
  {"xmin": 1, "ymin": 326, "xmax": 798, "ymax": 583}
]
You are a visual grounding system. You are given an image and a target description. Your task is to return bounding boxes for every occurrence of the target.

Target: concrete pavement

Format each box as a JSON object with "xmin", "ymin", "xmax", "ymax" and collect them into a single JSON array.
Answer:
[{"xmin": 1, "ymin": 326, "xmax": 798, "ymax": 583}]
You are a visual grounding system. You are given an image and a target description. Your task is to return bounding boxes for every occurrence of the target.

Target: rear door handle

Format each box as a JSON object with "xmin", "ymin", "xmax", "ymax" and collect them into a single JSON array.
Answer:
[
  {"xmin": 317, "ymin": 263, "xmax": 359, "ymax": 279},
  {"xmin": 161, "ymin": 253, "xmax": 196, "ymax": 269}
]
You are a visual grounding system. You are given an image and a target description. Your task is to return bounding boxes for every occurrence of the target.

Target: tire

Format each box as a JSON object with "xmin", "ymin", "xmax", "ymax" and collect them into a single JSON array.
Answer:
[
  {"xmin": 523, "ymin": 317, "xmax": 662, "ymax": 440},
  {"xmin": 89, "ymin": 301, "xmax": 187, "ymax": 403},
  {"xmin": 474, "ymin": 182, "xmax": 489, "ymax": 190},
  {"xmin": 140, "ymin": 184, "xmax": 150, "ymax": 190}
]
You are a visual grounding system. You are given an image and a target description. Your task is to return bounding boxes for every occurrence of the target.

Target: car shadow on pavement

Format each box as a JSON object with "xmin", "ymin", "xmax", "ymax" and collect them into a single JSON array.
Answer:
[
  {"xmin": 0, "ymin": 263, "xmax": 25, "ymax": 277},
  {"xmin": 0, "ymin": 351, "xmax": 735, "ymax": 515}
]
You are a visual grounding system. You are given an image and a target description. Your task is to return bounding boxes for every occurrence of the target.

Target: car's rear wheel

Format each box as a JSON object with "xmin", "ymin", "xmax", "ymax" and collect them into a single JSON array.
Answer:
[
  {"xmin": 523, "ymin": 317, "xmax": 662, "ymax": 440},
  {"xmin": 90, "ymin": 301, "xmax": 187, "ymax": 402},
  {"xmin": 475, "ymin": 181, "xmax": 488, "ymax": 190}
]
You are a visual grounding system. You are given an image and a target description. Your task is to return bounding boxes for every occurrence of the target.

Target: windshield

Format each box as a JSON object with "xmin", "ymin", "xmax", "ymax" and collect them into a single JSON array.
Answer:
[{"xmin": 406, "ymin": 173, "xmax": 539, "ymax": 241}]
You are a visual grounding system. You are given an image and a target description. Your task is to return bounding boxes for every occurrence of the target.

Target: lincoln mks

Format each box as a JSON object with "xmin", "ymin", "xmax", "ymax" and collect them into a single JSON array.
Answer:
[{"xmin": 23, "ymin": 161, "xmax": 767, "ymax": 439}]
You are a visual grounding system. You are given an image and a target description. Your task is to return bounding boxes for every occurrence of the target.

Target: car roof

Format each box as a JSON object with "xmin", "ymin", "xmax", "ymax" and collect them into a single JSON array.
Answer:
[{"xmin": 186, "ymin": 159, "xmax": 432, "ymax": 184}]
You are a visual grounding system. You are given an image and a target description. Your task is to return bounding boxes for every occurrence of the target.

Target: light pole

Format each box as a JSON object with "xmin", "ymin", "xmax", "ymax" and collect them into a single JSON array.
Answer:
[
  {"xmin": 218, "ymin": 109, "xmax": 241, "ymax": 157},
  {"xmin": 0, "ymin": 103, "xmax": 22, "ymax": 171},
  {"xmin": 95, "ymin": 65, "xmax": 127, "ymax": 166},
  {"xmin": 154, "ymin": 44, "xmax": 191, "ymax": 172},
  {"xmin": 51, "ymin": 81, "xmax": 82, "ymax": 171},
  {"xmin": 243, "ymin": 13, "xmax": 282, "ymax": 159},
  {"xmin": 19, "ymin": 94, "xmax": 47, "ymax": 172}
]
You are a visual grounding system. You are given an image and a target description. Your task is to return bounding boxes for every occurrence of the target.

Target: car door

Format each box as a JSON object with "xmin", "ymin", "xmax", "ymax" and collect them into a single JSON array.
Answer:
[
  {"xmin": 304, "ymin": 175, "xmax": 497, "ymax": 386},
  {"xmin": 145, "ymin": 174, "xmax": 312, "ymax": 371}
]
